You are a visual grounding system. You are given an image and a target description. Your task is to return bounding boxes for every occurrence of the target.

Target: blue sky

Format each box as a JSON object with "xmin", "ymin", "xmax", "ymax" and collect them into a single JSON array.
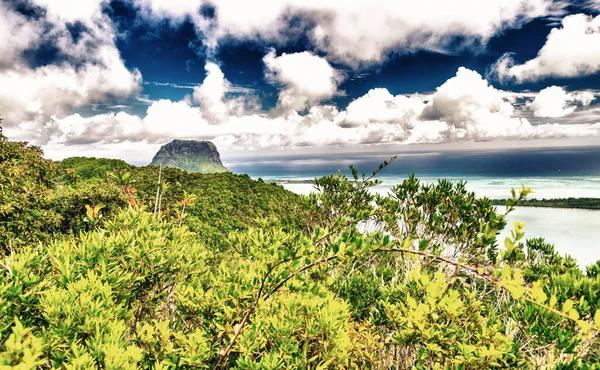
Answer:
[{"xmin": 1, "ymin": 0, "xmax": 600, "ymax": 163}]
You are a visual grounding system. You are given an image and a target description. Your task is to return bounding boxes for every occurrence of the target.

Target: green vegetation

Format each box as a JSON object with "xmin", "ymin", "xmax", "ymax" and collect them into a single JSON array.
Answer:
[
  {"xmin": 2, "ymin": 128, "xmax": 600, "ymax": 368},
  {"xmin": 59, "ymin": 158, "xmax": 309, "ymax": 252},
  {"xmin": 150, "ymin": 140, "xmax": 229, "ymax": 173},
  {"xmin": 154, "ymin": 154, "xmax": 229, "ymax": 174},
  {"xmin": 492, "ymin": 197, "xmax": 600, "ymax": 210},
  {"xmin": 60, "ymin": 157, "xmax": 133, "ymax": 180}
]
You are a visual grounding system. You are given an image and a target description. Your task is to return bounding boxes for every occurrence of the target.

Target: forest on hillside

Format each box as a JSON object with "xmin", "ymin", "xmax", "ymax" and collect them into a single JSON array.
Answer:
[{"xmin": 1, "ymin": 128, "xmax": 600, "ymax": 369}]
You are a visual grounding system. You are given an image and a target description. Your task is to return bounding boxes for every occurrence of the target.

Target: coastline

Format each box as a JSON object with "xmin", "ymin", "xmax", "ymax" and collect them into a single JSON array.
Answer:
[
  {"xmin": 270, "ymin": 179, "xmax": 600, "ymax": 210},
  {"xmin": 491, "ymin": 198, "xmax": 600, "ymax": 210}
]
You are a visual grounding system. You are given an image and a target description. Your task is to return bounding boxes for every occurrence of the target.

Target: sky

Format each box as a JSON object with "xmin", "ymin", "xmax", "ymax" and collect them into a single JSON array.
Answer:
[{"xmin": 1, "ymin": 0, "xmax": 600, "ymax": 164}]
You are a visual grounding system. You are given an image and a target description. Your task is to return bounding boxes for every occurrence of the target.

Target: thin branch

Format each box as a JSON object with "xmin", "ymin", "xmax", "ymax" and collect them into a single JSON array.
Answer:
[
  {"xmin": 215, "ymin": 255, "xmax": 338, "ymax": 368},
  {"xmin": 153, "ymin": 164, "xmax": 162, "ymax": 215},
  {"xmin": 378, "ymin": 246, "xmax": 582, "ymax": 324},
  {"xmin": 214, "ymin": 256, "xmax": 299, "ymax": 367}
]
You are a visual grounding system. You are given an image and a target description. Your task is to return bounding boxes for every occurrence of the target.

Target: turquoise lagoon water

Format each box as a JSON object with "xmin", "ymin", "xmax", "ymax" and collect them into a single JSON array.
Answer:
[
  {"xmin": 224, "ymin": 146, "xmax": 600, "ymax": 267},
  {"xmin": 276, "ymin": 176, "xmax": 600, "ymax": 199},
  {"xmin": 278, "ymin": 181, "xmax": 600, "ymax": 268}
]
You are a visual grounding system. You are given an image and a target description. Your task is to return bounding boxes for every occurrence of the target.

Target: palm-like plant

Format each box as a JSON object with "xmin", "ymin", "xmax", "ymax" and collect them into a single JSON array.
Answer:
[
  {"xmin": 110, "ymin": 171, "xmax": 136, "ymax": 208},
  {"xmin": 158, "ymin": 181, "xmax": 170, "ymax": 217},
  {"xmin": 178, "ymin": 190, "xmax": 197, "ymax": 227}
]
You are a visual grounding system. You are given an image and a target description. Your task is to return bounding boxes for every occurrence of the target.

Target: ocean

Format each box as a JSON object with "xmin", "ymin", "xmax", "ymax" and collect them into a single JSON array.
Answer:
[{"xmin": 224, "ymin": 146, "xmax": 600, "ymax": 267}]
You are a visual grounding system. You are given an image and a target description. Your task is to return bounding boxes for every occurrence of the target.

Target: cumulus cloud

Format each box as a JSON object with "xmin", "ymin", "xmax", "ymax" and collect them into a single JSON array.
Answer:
[
  {"xmin": 192, "ymin": 63, "xmax": 231, "ymax": 123},
  {"xmin": 6, "ymin": 2, "xmax": 600, "ymax": 162},
  {"xmin": 529, "ymin": 86, "xmax": 596, "ymax": 118},
  {"xmin": 422, "ymin": 68, "xmax": 515, "ymax": 122},
  {"xmin": 0, "ymin": 1, "xmax": 142, "ymax": 131},
  {"xmin": 134, "ymin": 0, "xmax": 204, "ymax": 19},
  {"xmin": 0, "ymin": 47, "xmax": 141, "ymax": 124},
  {"xmin": 576, "ymin": 91, "xmax": 596, "ymax": 107},
  {"xmin": 263, "ymin": 50, "xmax": 343, "ymax": 112},
  {"xmin": 192, "ymin": 62, "xmax": 260, "ymax": 123},
  {"xmin": 341, "ymin": 88, "xmax": 425, "ymax": 127},
  {"xmin": 0, "ymin": 2, "xmax": 42, "ymax": 68},
  {"xmin": 133, "ymin": 0, "xmax": 560, "ymax": 67},
  {"xmin": 19, "ymin": 65, "xmax": 599, "ymax": 163},
  {"xmin": 30, "ymin": 0, "xmax": 108, "ymax": 24},
  {"xmin": 491, "ymin": 14, "xmax": 600, "ymax": 83},
  {"xmin": 530, "ymin": 86, "xmax": 576, "ymax": 118},
  {"xmin": 418, "ymin": 67, "xmax": 533, "ymax": 141}
]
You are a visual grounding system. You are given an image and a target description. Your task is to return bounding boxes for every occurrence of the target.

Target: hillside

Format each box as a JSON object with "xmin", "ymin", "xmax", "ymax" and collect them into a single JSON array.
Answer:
[
  {"xmin": 59, "ymin": 158, "xmax": 309, "ymax": 251},
  {"xmin": 1, "ymin": 130, "xmax": 600, "ymax": 368}
]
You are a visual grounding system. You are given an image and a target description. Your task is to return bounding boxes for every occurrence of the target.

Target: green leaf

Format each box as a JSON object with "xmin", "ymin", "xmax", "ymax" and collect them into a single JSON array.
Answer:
[
  {"xmin": 504, "ymin": 237, "xmax": 514, "ymax": 251},
  {"xmin": 529, "ymin": 281, "xmax": 547, "ymax": 304},
  {"xmin": 501, "ymin": 264, "xmax": 512, "ymax": 279}
]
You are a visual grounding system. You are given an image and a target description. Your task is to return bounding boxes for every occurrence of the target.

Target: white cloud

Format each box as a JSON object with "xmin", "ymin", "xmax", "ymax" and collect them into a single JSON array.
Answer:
[
  {"xmin": 491, "ymin": 14, "xmax": 600, "ymax": 82},
  {"xmin": 0, "ymin": 2, "xmax": 42, "ymax": 69},
  {"xmin": 134, "ymin": 0, "xmax": 560, "ymax": 67},
  {"xmin": 52, "ymin": 111, "xmax": 143, "ymax": 145},
  {"xmin": 192, "ymin": 62, "xmax": 260, "ymax": 123},
  {"xmin": 0, "ymin": 47, "xmax": 142, "ymax": 126},
  {"xmin": 576, "ymin": 91, "xmax": 595, "ymax": 107},
  {"xmin": 0, "ymin": 1, "xmax": 142, "ymax": 130},
  {"xmin": 263, "ymin": 50, "xmax": 343, "ymax": 112},
  {"xmin": 530, "ymin": 86, "xmax": 596, "ymax": 118},
  {"xmin": 134, "ymin": 0, "xmax": 204, "ymax": 20},
  {"xmin": 423, "ymin": 67, "xmax": 515, "ymax": 122},
  {"xmin": 193, "ymin": 63, "xmax": 231, "ymax": 123},
  {"xmin": 341, "ymin": 88, "xmax": 425, "ymax": 127},
  {"xmin": 21, "ymin": 66, "xmax": 600, "ymax": 163},
  {"xmin": 31, "ymin": 0, "xmax": 108, "ymax": 24},
  {"xmin": 531, "ymin": 86, "xmax": 576, "ymax": 118},
  {"xmin": 420, "ymin": 67, "xmax": 528, "ymax": 140}
]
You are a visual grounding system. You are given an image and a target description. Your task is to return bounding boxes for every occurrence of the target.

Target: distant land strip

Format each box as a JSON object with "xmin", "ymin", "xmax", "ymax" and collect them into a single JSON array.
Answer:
[
  {"xmin": 492, "ymin": 198, "xmax": 600, "ymax": 210},
  {"xmin": 269, "ymin": 179, "xmax": 316, "ymax": 184},
  {"xmin": 269, "ymin": 179, "xmax": 600, "ymax": 210}
]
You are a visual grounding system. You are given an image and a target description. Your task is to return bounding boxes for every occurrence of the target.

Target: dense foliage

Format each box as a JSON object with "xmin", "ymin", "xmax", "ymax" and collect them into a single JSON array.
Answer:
[
  {"xmin": 1, "ymin": 131, "xmax": 600, "ymax": 368},
  {"xmin": 0, "ymin": 131, "xmax": 127, "ymax": 253},
  {"xmin": 60, "ymin": 157, "xmax": 133, "ymax": 180},
  {"xmin": 0, "ymin": 137, "xmax": 308, "ymax": 254}
]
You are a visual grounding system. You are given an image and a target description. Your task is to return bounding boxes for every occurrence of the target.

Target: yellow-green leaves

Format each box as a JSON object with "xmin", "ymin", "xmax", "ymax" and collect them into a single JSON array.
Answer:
[
  {"xmin": 0, "ymin": 319, "xmax": 46, "ymax": 369},
  {"xmin": 381, "ymin": 268, "xmax": 514, "ymax": 368},
  {"xmin": 512, "ymin": 221, "xmax": 526, "ymax": 241},
  {"xmin": 562, "ymin": 300, "xmax": 580, "ymax": 321},
  {"xmin": 529, "ymin": 281, "xmax": 547, "ymax": 304}
]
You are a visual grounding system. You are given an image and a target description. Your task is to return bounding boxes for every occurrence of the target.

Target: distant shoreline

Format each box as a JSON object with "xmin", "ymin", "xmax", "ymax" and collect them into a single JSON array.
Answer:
[
  {"xmin": 270, "ymin": 179, "xmax": 600, "ymax": 210},
  {"xmin": 492, "ymin": 198, "xmax": 600, "ymax": 210},
  {"xmin": 268, "ymin": 179, "xmax": 316, "ymax": 184}
]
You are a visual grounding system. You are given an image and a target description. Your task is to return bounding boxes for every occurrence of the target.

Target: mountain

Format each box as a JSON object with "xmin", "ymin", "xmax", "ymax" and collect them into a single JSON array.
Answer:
[{"xmin": 150, "ymin": 140, "xmax": 228, "ymax": 173}]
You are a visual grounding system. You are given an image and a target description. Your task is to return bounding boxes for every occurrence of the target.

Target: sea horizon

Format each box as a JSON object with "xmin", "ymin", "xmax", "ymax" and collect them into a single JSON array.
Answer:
[{"xmin": 222, "ymin": 145, "xmax": 600, "ymax": 199}]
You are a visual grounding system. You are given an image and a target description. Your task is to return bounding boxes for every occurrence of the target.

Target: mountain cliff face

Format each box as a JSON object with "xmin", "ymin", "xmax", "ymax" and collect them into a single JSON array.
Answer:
[{"xmin": 150, "ymin": 140, "xmax": 228, "ymax": 173}]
